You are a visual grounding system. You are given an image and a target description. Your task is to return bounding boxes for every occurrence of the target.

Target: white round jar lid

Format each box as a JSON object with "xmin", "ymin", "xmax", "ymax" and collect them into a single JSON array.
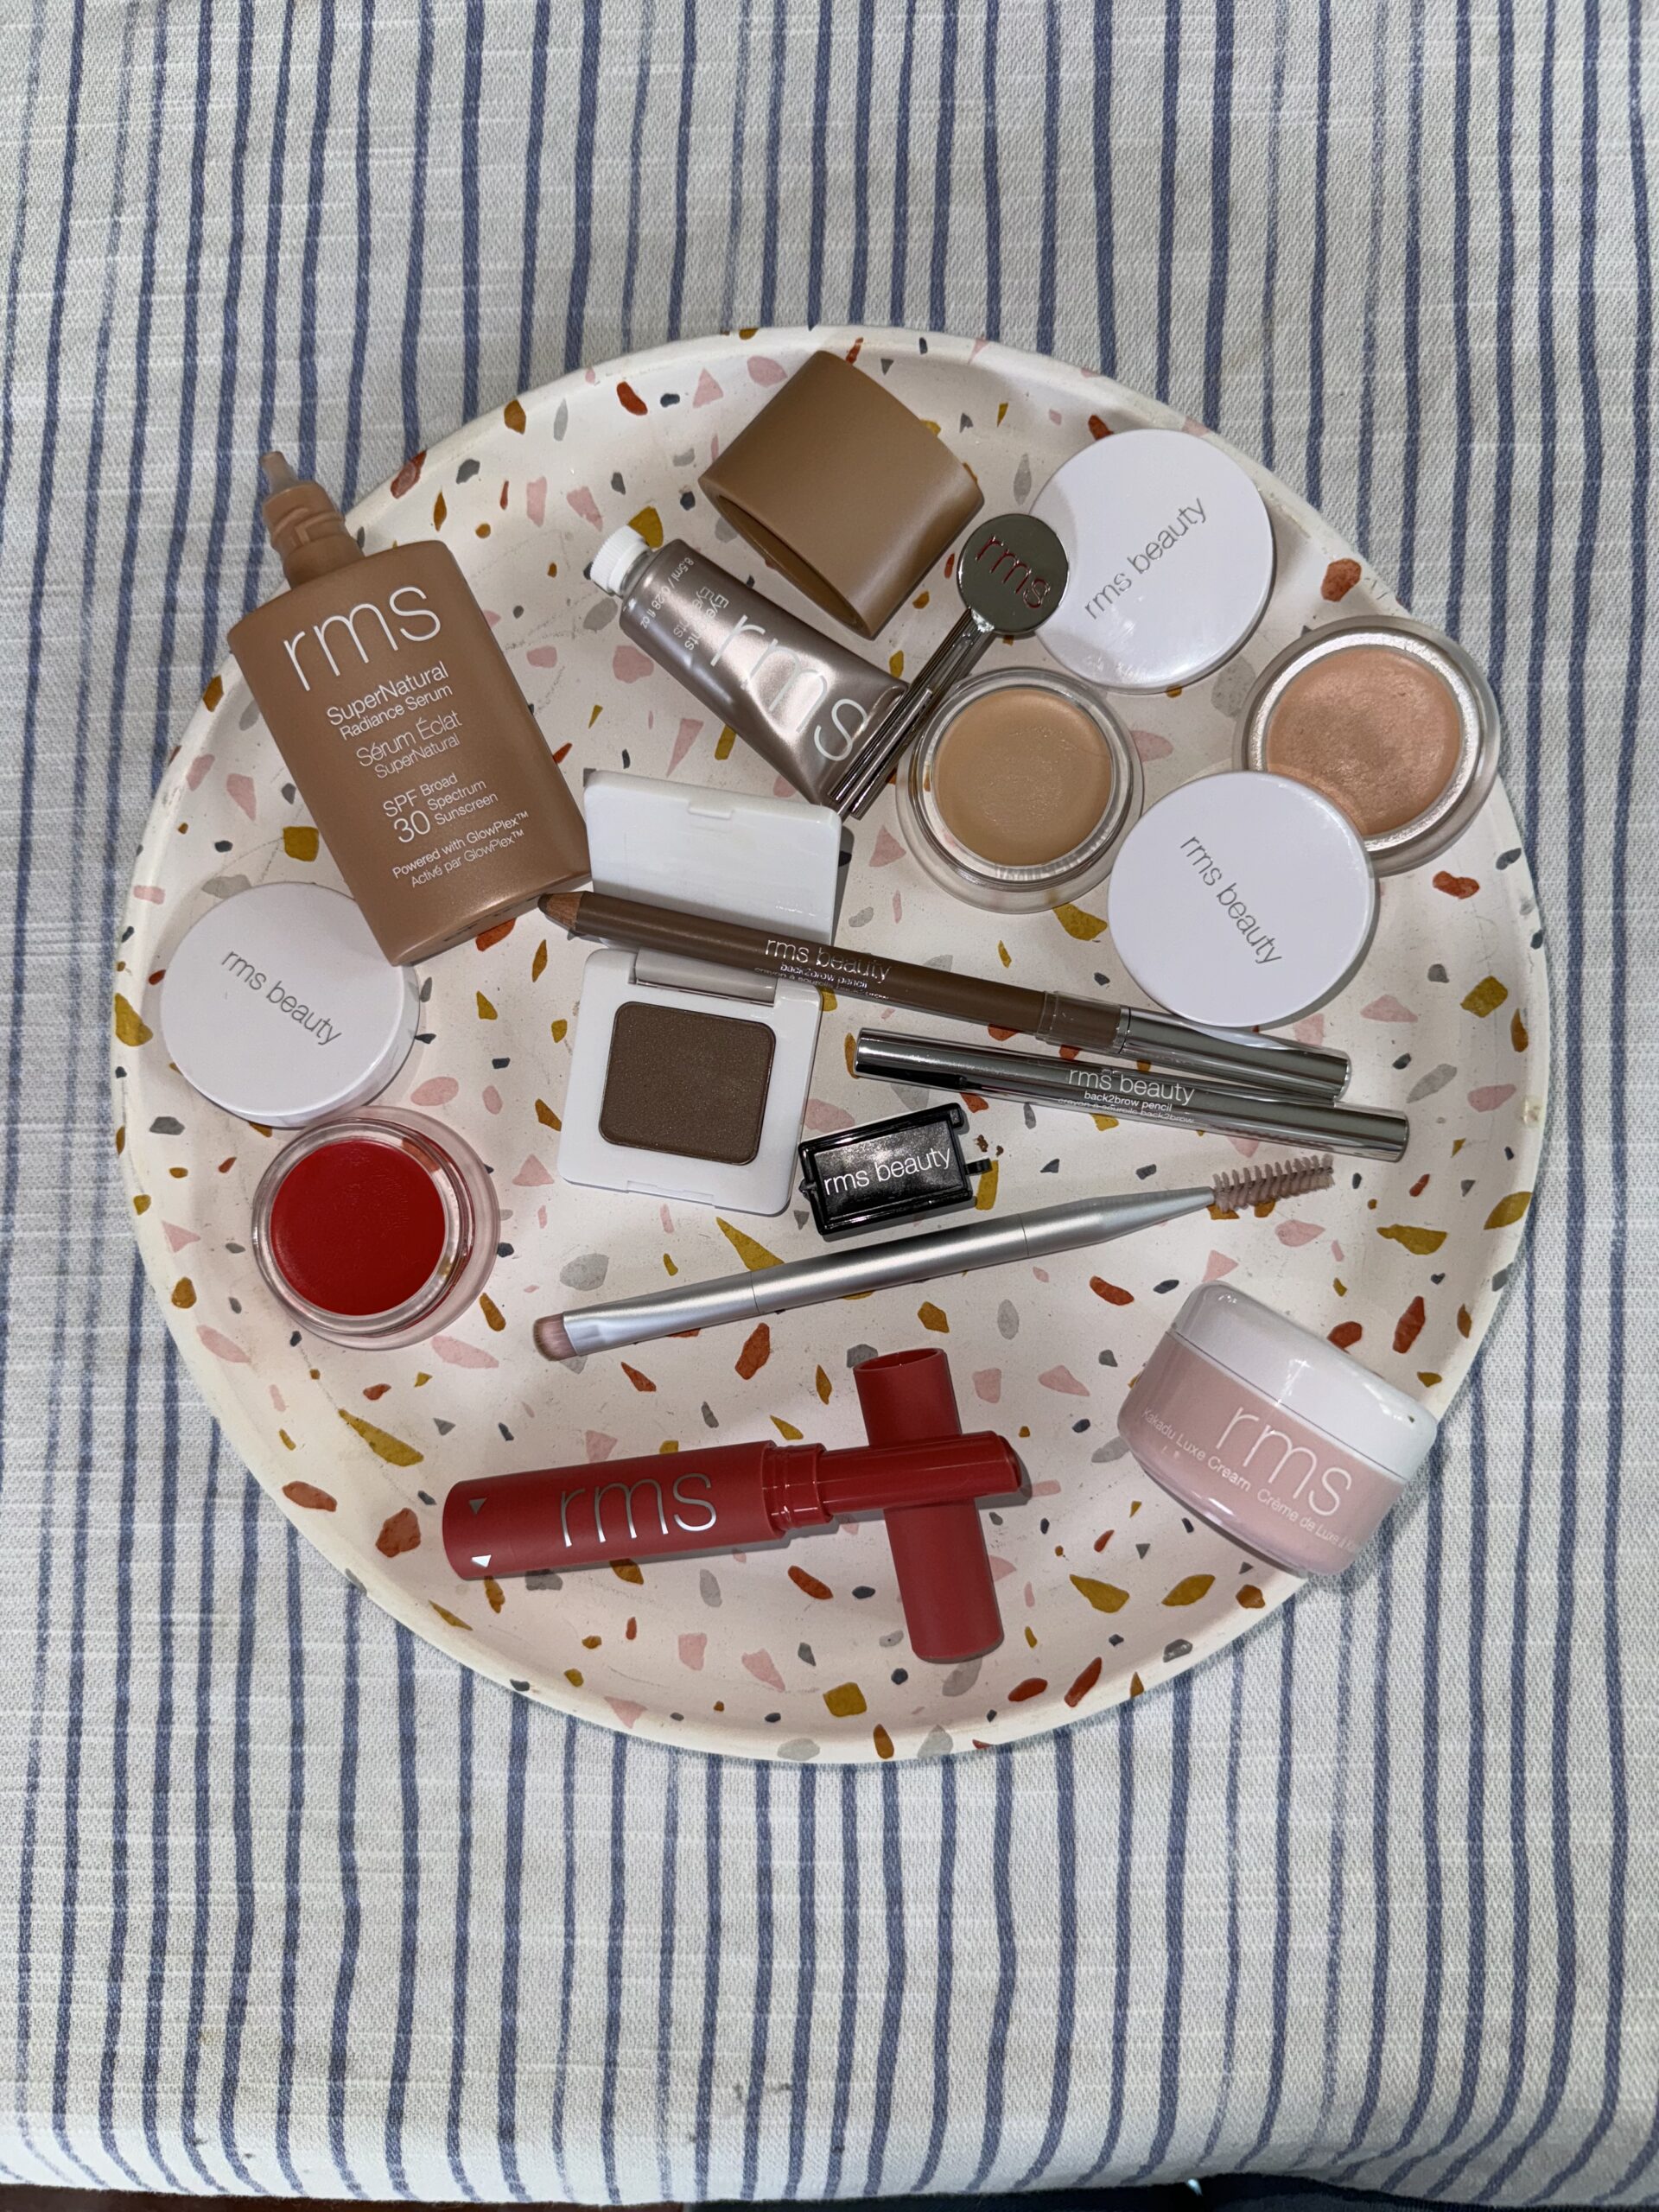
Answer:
[
  {"xmin": 1105, "ymin": 770, "xmax": 1376, "ymax": 1027},
  {"xmin": 1030, "ymin": 427, "xmax": 1275, "ymax": 690},
  {"xmin": 160, "ymin": 881, "xmax": 419, "ymax": 1127},
  {"xmin": 1171, "ymin": 1282, "xmax": 1438, "ymax": 1484}
]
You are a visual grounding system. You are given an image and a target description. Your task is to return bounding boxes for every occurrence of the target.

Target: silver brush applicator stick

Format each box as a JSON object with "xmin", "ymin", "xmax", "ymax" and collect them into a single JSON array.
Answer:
[{"xmin": 534, "ymin": 1153, "xmax": 1335, "ymax": 1362}]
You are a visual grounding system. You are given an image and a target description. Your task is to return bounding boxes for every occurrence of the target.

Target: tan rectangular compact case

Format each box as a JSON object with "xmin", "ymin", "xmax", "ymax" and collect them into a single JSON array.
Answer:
[{"xmin": 698, "ymin": 350, "xmax": 982, "ymax": 637}]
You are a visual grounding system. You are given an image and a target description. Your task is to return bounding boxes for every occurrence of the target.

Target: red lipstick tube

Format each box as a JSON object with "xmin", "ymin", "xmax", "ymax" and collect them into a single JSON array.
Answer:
[{"xmin": 444, "ymin": 1431, "xmax": 1023, "ymax": 1581}]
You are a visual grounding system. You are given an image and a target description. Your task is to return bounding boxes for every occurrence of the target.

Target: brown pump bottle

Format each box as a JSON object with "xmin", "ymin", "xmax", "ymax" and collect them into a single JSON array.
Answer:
[{"xmin": 228, "ymin": 454, "xmax": 588, "ymax": 963}]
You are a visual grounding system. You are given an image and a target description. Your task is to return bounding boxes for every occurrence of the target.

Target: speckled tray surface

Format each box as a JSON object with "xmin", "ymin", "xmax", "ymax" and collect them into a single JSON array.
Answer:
[{"xmin": 113, "ymin": 328, "xmax": 1548, "ymax": 1763}]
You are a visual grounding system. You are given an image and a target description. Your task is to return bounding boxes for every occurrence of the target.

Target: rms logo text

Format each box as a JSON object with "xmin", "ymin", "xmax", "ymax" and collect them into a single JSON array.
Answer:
[
  {"xmin": 969, "ymin": 529, "xmax": 1057, "ymax": 612},
  {"xmin": 283, "ymin": 586, "xmax": 442, "ymax": 690}
]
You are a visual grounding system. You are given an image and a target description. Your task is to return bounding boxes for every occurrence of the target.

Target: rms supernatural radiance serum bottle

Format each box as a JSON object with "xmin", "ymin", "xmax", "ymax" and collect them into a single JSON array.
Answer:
[{"xmin": 229, "ymin": 454, "xmax": 588, "ymax": 963}]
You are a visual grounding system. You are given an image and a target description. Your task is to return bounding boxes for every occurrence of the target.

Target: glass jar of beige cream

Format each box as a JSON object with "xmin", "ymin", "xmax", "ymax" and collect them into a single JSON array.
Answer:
[{"xmin": 896, "ymin": 665, "xmax": 1142, "ymax": 913}]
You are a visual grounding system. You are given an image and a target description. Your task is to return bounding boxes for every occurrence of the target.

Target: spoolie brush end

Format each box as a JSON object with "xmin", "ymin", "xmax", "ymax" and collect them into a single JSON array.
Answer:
[{"xmin": 1211, "ymin": 1151, "xmax": 1335, "ymax": 1211}]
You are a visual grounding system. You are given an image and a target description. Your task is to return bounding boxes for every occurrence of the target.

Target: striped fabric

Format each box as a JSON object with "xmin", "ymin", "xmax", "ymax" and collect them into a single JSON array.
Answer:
[{"xmin": 0, "ymin": 0, "xmax": 1650, "ymax": 2199}]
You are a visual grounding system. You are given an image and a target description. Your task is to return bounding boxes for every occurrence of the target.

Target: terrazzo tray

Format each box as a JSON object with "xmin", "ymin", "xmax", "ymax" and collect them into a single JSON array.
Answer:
[{"xmin": 113, "ymin": 328, "xmax": 1548, "ymax": 1763}]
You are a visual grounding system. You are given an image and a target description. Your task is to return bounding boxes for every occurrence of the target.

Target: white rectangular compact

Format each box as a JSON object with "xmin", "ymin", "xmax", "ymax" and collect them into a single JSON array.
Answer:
[{"xmin": 558, "ymin": 772, "xmax": 842, "ymax": 1214}]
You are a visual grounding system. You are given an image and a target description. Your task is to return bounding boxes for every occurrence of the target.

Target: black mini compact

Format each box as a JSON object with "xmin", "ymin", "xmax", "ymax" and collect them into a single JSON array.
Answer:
[{"xmin": 798, "ymin": 1104, "xmax": 989, "ymax": 1238}]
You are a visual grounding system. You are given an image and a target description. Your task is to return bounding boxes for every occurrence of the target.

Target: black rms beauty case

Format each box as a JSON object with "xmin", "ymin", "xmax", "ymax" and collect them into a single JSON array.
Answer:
[{"xmin": 798, "ymin": 1104, "xmax": 988, "ymax": 1238}]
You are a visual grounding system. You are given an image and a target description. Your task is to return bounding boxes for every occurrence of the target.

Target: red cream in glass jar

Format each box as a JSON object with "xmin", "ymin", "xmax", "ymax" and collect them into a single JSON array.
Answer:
[{"xmin": 251, "ymin": 1106, "xmax": 499, "ymax": 1349}]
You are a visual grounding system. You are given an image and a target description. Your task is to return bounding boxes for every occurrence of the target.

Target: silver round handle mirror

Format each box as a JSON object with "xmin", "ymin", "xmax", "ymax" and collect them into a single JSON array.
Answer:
[{"xmin": 830, "ymin": 512, "xmax": 1070, "ymax": 817}]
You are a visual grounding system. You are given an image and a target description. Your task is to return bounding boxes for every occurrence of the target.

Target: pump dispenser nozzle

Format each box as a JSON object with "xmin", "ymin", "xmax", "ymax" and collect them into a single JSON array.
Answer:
[{"xmin": 257, "ymin": 449, "xmax": 361, "ymax": 585}]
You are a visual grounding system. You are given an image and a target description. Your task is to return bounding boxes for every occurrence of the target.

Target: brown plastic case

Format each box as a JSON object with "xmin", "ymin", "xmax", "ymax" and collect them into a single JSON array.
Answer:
[{"xmin": 698, "ymin": 351, "xmax": 983, "ymax": 637}]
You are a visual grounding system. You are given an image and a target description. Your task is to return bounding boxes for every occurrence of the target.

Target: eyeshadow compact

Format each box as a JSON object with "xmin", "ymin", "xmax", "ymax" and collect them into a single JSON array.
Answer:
[
  {"xmin": 599, "ymin": 1001, "xmax": 776, "ymax": 1163},
  {"xmin": 557, "ymin": 772, "xmax": 842, "ymax": 1214}
]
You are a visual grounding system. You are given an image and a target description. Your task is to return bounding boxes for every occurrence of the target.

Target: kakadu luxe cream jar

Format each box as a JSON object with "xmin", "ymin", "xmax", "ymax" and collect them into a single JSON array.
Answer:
[{"xmin": 1117, "ymin": 1283, "xmax": 1438, "ymax": 1577}]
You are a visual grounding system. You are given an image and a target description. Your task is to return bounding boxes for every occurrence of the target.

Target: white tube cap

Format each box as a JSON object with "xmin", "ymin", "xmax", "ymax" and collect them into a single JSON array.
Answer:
[
  {"xmin": 590, "ymin": 525, "xmax": 652, "ymax": 597},
  {"xmin": 160, "ymin": 882, "xmax": 419, "ymax": 1126}
]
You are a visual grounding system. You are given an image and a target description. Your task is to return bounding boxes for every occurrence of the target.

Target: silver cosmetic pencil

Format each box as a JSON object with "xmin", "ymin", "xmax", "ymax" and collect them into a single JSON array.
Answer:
[
  {"xmin": 535, "ymin": 1152, "xmax": 1334, "ymax": 1362},
  {"xmin": 854, "ymin": 1030, "xmax": 1410, "ymax": 1161}
]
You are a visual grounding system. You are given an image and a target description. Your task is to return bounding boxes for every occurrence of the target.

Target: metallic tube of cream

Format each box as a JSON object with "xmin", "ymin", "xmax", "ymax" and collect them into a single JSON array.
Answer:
[
  {"xmin": 588, "ymin": 530, "xmax": 905, "ymax": 810},
  {"xmin": 442, "ymin": 1431, "xmax": 1024, "ymax": 1580}
]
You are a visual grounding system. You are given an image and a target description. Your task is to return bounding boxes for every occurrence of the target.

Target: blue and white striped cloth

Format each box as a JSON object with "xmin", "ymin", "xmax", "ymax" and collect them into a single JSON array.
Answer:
[{"xmin": 0, "ymin": 1, "xmax": 1652, "ymax": 2198}]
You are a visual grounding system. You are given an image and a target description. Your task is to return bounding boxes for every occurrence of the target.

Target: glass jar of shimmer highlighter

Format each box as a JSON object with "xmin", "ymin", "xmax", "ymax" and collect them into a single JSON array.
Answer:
[
  {"xmin": 251, "ymin": 1106, "xmax": 499, "ymax": 1350},
  {"xmin": 1117, "ymin": 1282, "xmax": 1438, "ymax": 1577},
  {"xmin": 1236, "ymin": 614, "xmax": 1502, "ymax": 875},
  {"xmin": 896, "ymin": 666, "xmax": 1142, "ymax": 913}
]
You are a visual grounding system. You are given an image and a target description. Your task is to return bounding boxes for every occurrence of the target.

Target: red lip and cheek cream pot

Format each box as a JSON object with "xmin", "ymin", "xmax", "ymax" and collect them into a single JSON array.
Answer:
[
  {"xmin": 443, "ymin": 1347, "xmax": 1018, "ymax": 1662},
  {"xmin": 251, "ymin": 1107, "xmax": 499, "ymax": 1351}
]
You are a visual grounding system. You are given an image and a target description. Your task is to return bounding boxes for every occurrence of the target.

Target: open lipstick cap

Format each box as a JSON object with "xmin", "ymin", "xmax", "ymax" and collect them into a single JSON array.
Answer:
[{"xmin": 855, "ymin": 1347, "xmax": 1007, "ymax": 1663}]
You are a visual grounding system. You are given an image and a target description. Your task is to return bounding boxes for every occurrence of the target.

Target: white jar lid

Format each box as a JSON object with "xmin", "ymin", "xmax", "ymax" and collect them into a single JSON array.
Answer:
[
  {"xmin": 1030, "ymin": 428, "xmax": 1275, "ymax": 690},
  {"xmin": 1170, "ymin": 1282, "xmax": 1437, "ymax": 1483},
  {"xmin": 160, "ymin": 882, "xmax": 419, "ymax": 1126},
  {"xmin": 1105, "ymin": 771, "xmax": 1376, "ymax": 1027}
]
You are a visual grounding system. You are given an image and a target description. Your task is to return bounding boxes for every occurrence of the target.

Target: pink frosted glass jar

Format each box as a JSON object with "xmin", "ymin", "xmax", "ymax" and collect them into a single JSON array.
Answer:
[{"xmin": 1117, "ymin": 1283, "xmax": 1437, "ymax": 1577}]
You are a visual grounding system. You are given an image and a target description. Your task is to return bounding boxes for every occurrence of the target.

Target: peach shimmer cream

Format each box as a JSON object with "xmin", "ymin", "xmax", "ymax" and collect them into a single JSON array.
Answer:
[{"xmin": 1237, "ymin": 614, "xmax": 1502, "ymax": 876}]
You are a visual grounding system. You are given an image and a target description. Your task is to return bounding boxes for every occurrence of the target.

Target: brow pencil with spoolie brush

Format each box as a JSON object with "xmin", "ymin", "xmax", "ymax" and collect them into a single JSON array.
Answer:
[{"xmin": 534, "ymin": 1152, "xmax": 1336, "ymax": 1362}]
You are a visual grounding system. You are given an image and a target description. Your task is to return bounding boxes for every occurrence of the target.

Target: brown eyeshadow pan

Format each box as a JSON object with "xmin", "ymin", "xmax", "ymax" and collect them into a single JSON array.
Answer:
[{"xmin": 599, "ymin": 1000, "xmax": 775, "ymax": 1165}]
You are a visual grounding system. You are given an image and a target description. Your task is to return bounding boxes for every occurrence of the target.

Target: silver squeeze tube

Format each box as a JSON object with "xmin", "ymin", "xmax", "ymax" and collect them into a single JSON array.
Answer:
[
  {"xmin": 853, "ymin": 1031, "xmax": 1410, "ymax": 1160},
  {"xmin": 588, "ymin": 528, "xmax": 905, "ymax": 809}
]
